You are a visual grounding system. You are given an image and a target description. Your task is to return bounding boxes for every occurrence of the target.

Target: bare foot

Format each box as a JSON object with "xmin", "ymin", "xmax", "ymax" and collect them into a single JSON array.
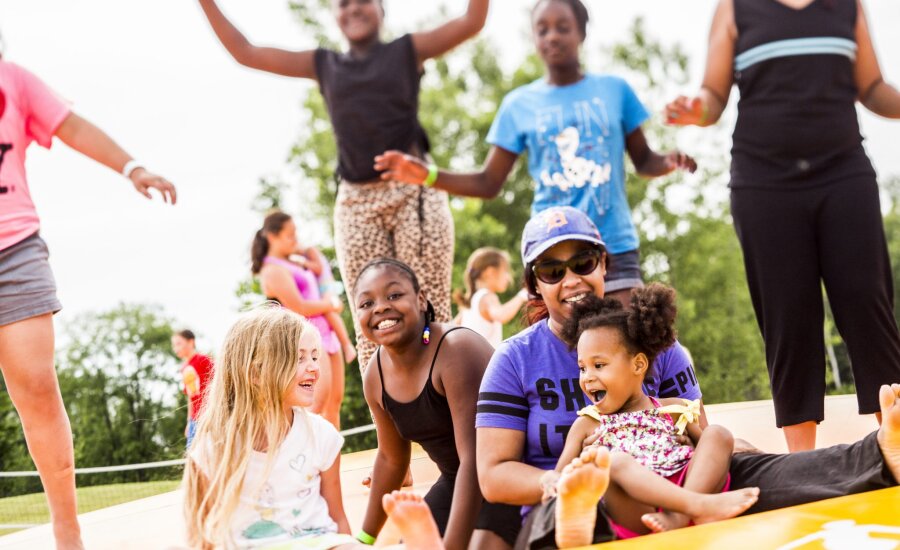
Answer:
[
  {"xmin": 362, "ymin": 468, "xmax": 413, "ymax": 489},
  {"xmin": 642, "ymin": 510, "xmax": 690, "ymax": 533},
  {"xmin": 555, "ymin": 447, "xmax": 610, "ymax": 549},
  {"xmin": 690, "ymin": 487, "xmax": 760, "ymax": 525},
  {"xmin": 876, "ymin": 383, "xmax": 900, "ymax": 484},
  {"xmin": 342, "ymin": 342, "xmax": 357, "ymax": 365},
  {"xmin": 382, "ymin": 491, "xmax": 444, "ymax": 550}
]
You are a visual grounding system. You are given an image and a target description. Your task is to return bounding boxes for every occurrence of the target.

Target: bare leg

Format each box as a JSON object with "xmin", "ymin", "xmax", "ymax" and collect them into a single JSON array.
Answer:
[
  {"xmin": 0, "ymin": 314, "xmax": 83, "ymax": 549},
  {"xmin": 642, "ymin": 425, "xmax": 734, "ymax": 533},
  {"xmin": 313, "ymin": 352, "xmax": 344, "ymax": 430},
  {"xmin": 326, "ymin": 311, "xmax": 357, "ymax": 365},
  {"xmin": 468, "ymin": 529, "xmax": 511, "ymax": 550},
  {"xmin": 877, "ymin": 383, "xmax": 900, "ymax": 483},
  {"xmin": 603, "ymin": 452, "xmax": 758, "ymax": 532},
  {"xmin": 783, "ymin": 421, "xmax": 816, "ymax": 452},
  {"xmin": 382, "ymin": 491, "xmax": 445, "ymax": 550},
  {"xmin": 555, "ymin": 447, "xmax": 611, "ymax": 548}
]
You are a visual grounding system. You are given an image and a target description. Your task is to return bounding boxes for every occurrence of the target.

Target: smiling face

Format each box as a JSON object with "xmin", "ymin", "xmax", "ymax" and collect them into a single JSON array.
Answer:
[
  {"xmin": 354, "ymin": 265, "xmax": 426, "ymax": 348},
  {"xmin": 282, "ymin": 329, "xmax": 321, "ymax": 413},
  {"xmin": 577, "ymin": 326, "xmax": 649, "ymax": 414},
  {"xmin": 333, "ymin": 0, "xmax": 383, "ymax": 44},
  {"xmin": 532, "ymin": 240, "xmax": 606, "ymax": 330},
  {"xmin": 532, "ymin": 0, "xmax": 584, "ymax": 72}
]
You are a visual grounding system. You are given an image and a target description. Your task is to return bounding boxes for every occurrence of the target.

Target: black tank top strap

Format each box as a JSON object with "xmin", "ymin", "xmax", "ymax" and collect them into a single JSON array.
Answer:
[
  {"xmin": 427, "ymin": 326, "xmax": 467, "ymax": 380},
  {"xmin": 376, "ymin": 346, "xmax": 389, "ymax": 403}
]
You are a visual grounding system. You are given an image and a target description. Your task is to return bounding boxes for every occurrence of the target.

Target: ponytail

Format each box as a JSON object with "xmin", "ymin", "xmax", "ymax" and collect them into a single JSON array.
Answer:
[
  {"xmin": 251, "ymin": 230, "xmax": 269, "ymax": 274},
  {"xmin": 455, "ymin": 247, "xmax": 511, "ymax": 309}
]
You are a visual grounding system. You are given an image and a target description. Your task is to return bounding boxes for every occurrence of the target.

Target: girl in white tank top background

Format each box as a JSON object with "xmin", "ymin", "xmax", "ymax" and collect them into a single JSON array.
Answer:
[{"xmin": 455, "ymin": 248, "xmax": 528, "ymax": 348}]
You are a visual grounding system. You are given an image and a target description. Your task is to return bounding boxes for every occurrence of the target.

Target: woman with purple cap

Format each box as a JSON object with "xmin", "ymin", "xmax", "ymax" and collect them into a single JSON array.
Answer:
[{"xmin": 474, "ymin": 206, "xmax": 900, "ymax": 548}]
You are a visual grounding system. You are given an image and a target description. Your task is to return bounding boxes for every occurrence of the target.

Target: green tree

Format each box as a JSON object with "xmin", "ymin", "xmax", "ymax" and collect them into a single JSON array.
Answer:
[{"xmin": 56, "ymin": 304, "xmax": 185, "ymax": 477}]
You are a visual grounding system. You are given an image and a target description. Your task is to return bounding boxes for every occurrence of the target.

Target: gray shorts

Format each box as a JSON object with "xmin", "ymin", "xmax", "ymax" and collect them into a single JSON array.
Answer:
[
  {"xmin": 0, "ymin": 233, "xmax": 62, "ymax": 327},
  {"xmin": 604, "ymin": 249, "xmax": 644, "ymax": 293}
]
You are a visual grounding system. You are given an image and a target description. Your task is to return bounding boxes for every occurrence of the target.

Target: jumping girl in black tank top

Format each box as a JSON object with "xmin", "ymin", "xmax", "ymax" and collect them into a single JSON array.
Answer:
[
  {"xmin": 666, "ymin": 0, "xmax": 900, "ymax": 452},
  {"xmin": 354, "ymin": 258, "xmax": 521, "ymax": 550}
]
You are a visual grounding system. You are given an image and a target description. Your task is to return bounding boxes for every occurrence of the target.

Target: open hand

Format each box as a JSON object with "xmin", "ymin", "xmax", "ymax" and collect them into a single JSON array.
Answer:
[
  {"xmin": 665, "ymin": 95, "xmax": 706, "ymax": 126},
  {"xmin": 130, "ymin": 168, "xmax": 177, "ymax": 204},
  {"xmin": 374, "ymin": 151, "xmax": 429, "ymax": 185}
]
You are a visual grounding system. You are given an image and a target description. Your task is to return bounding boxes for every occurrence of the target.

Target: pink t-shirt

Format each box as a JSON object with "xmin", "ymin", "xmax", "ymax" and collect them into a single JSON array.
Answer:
[{"xmin": 0, "ymin": 60, "xmax": 71, "ymax": 251}]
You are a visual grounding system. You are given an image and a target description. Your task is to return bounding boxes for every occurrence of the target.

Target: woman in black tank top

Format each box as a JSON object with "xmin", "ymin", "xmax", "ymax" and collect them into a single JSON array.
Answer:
[
  {"xmin": 352, "ymin": 258, "xmax": 521, "ymax": 550},
  {"xmin": 666, "ymin": 0, "xmax": 900, "ymax": 452}
]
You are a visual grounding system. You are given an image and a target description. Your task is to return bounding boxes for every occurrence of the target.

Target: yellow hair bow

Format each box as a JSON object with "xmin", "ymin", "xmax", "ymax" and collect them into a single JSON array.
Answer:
[{"xmin": 657, "ymin": 399, "xmax": 702, "ymax": 435}]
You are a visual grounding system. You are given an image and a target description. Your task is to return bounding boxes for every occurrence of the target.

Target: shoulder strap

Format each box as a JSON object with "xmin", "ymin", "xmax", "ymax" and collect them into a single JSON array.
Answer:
[
  {"xmin": 428, "ymin": 326, "xmax": 467, "ymax": 377},
  {"xmin": 577, "ymin": 405, "xmax": 604, "ymax": 423},
  {"xmin": 376, "ymin": 347, "xmax": 387, "ymax": 388}
]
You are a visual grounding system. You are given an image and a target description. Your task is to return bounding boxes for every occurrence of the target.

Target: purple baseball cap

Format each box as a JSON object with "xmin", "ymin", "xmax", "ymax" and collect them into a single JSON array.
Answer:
[{"xmin": 521, "ymin": 206, "xmax": 606, "ymax": 265}]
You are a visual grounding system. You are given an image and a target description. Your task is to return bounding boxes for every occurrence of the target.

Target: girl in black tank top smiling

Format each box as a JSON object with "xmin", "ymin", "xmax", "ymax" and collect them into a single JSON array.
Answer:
[
  {"xmin": 666, "ymin": 0, "xmax": 900, "ymax": 452},
  {"xmin": 353, "ymin": 258, "xmax": 521, "ymax": 550},
  {"xmin": 197, "ymin": 0, "xmax": 490, "ymax": 372}
]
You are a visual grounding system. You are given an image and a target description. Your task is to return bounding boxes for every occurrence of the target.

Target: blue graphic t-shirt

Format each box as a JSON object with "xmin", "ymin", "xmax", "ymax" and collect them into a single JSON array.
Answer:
[
  {"xmin": 487, "ymin": 74, "xmax": 649, "ymax": 254},
  {"xmin": 475, "ymin": 320, "xmax": 701, "ymax": 472}
]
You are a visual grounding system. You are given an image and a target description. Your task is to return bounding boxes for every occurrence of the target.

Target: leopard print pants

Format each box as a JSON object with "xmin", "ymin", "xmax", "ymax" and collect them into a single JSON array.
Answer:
[{"xmin": 334, "ymin": 180, "xmax": 454, "ymax": 371}]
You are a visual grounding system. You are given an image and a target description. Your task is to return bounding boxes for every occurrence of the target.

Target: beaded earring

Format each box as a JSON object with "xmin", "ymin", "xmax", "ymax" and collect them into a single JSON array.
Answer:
[{"xmin": 422, "ymin": 323, "xmax": 431, "ymax": 345}]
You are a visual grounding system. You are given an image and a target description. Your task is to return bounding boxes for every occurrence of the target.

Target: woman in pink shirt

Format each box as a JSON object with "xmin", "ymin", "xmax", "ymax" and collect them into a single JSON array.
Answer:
[{"xmin": 0, "ymin": 49, "xmax": 175, "ymax": 549}]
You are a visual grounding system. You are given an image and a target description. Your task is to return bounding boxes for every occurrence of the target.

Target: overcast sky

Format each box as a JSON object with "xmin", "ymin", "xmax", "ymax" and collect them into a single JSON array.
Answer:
[{"xmin": 3, "ymin": 0, "xmax": 900, "ymax": 353}]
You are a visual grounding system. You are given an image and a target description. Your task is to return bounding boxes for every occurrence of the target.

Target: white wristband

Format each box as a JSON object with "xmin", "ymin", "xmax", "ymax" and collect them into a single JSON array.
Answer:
[{"xmin": 122, "ymin": 160, "xmax": 144, "ymax": 178}]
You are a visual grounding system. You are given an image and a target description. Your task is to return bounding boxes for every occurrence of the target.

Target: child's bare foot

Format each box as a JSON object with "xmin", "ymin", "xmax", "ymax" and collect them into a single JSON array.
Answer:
[
  {"xmin": 555, "ymin": 446, "xmax": 610, "ymax": 549},
  {"xmin": 877, "ymin": 383, "xmax": 900, "ymax": 483},
  {"xmin": 342, "ymin": 342, "xmax": 357, "ymax": 365},
  {"xmin": 641, "ymin": 510, "xmax": 690, "ymax": 533},
  {"xmin": 382, "ymin": 491, "xmax": 444, "ymax": 550},
  {"xmin": 689, "ymin": 487, "xmax": 759, "ymax": 525}
]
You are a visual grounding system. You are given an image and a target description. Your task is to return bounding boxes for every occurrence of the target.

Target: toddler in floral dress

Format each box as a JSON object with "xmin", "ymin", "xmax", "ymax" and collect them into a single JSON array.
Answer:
[{"xmin": 548, "ymin": 284, "xmax": 759, "ymax": 542}]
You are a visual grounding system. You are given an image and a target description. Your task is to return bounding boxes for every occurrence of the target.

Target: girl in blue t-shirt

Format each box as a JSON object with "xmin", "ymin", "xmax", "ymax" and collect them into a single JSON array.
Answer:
[
  {"xmin": 546, "ymin": 284, "xmax": 757, "ymax": 546},
  {"xmin": 374, "ymin": 0, "xmax": 696, "ymax": 306}
]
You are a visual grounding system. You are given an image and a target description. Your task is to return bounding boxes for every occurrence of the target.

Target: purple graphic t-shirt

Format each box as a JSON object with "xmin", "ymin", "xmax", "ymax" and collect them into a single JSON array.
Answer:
[{"xmin": 476, "ymin": 320, "xmax": 701, "ymax": 472}]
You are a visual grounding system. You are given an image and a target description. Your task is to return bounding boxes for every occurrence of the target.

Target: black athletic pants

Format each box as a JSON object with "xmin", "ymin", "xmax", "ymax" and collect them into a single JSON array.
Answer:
[{"xmin": 731, "ymin": 177, "xmax": 900, "ymax": 426}]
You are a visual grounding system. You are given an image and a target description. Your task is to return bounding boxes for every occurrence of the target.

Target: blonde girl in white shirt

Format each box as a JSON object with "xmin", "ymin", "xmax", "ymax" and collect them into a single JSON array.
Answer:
[{"xmin": 182, "ymin": 306, "xmax": 443, "ymax": 549}]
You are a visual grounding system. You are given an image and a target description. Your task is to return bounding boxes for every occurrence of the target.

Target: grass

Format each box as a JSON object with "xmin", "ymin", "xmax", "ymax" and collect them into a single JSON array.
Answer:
[{"xmin": 0, "ymin": 480, "xmax": 181, "ymax": 536}]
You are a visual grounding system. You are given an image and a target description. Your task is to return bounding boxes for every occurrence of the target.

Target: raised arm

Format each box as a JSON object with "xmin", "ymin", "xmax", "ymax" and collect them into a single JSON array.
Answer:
[
  {"xmin": 481, "ymin": 290, "xmax": 527, "ymax": 325},
  {"xmin": 259, "ymin": 265, "xmax": 340, "ymax": 317},
  {"xmin": 360, "ymin": 364, "xmax": 413, "ymax": 540},
  {"xmin": 855, "ymin": 0, "xmax": 900, "ymax": 118},
  {"xmin": 373, "ymin": 145, "xmax": 518, "ymax": 199},
  {"xmin": 410, "ymin": 0, "xmax": 489, "ymax": 64},
  {"xmin": 665, "ymin": 0, "xmax": 736, "ymax": 127},
  {"xmin": 54, "ymin": 113, "xmax": 176, "ymax": 204},
  {"xmin": 440, "ymin": 332, "xmax": 493, "ymax": 550},
  {"xmin": 197, "ymin": 0, "xmax": 316, "ymax": 78},
  {"xmin": 625, "ymin": 128, "xmax": 697, "ymax": 178}
]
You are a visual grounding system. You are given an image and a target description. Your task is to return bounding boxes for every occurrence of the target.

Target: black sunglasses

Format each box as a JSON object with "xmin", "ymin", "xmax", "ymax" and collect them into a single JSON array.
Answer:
[{"xmin": 531, "ymin": 248, "xmax": 603, "ymax": 285}]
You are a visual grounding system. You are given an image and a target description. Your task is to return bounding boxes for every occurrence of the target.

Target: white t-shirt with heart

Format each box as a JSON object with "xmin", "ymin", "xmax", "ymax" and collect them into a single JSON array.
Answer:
[{"xmin": 197, "ymin": 408, "xmax": 344, "ymax": 548}]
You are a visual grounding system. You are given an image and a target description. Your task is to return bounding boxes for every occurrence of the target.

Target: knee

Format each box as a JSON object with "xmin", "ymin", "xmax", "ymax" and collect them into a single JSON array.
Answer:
[
  {"xmin": 608, "ymin": 450, "xmax": 636, "ymax": 469},
  {"xmin": 11, "ymin": 372, "xmax": 62, "ymax": 405},
  {"xmin": 699, "ymin": 425, "xmax": 734, "ymax": 449}
]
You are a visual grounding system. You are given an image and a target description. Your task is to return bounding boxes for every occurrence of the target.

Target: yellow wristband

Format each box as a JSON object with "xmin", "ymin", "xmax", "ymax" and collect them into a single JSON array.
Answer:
[{"xmin": 423, "ymin": 163, "xmax": 439, "ymax": 187}]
